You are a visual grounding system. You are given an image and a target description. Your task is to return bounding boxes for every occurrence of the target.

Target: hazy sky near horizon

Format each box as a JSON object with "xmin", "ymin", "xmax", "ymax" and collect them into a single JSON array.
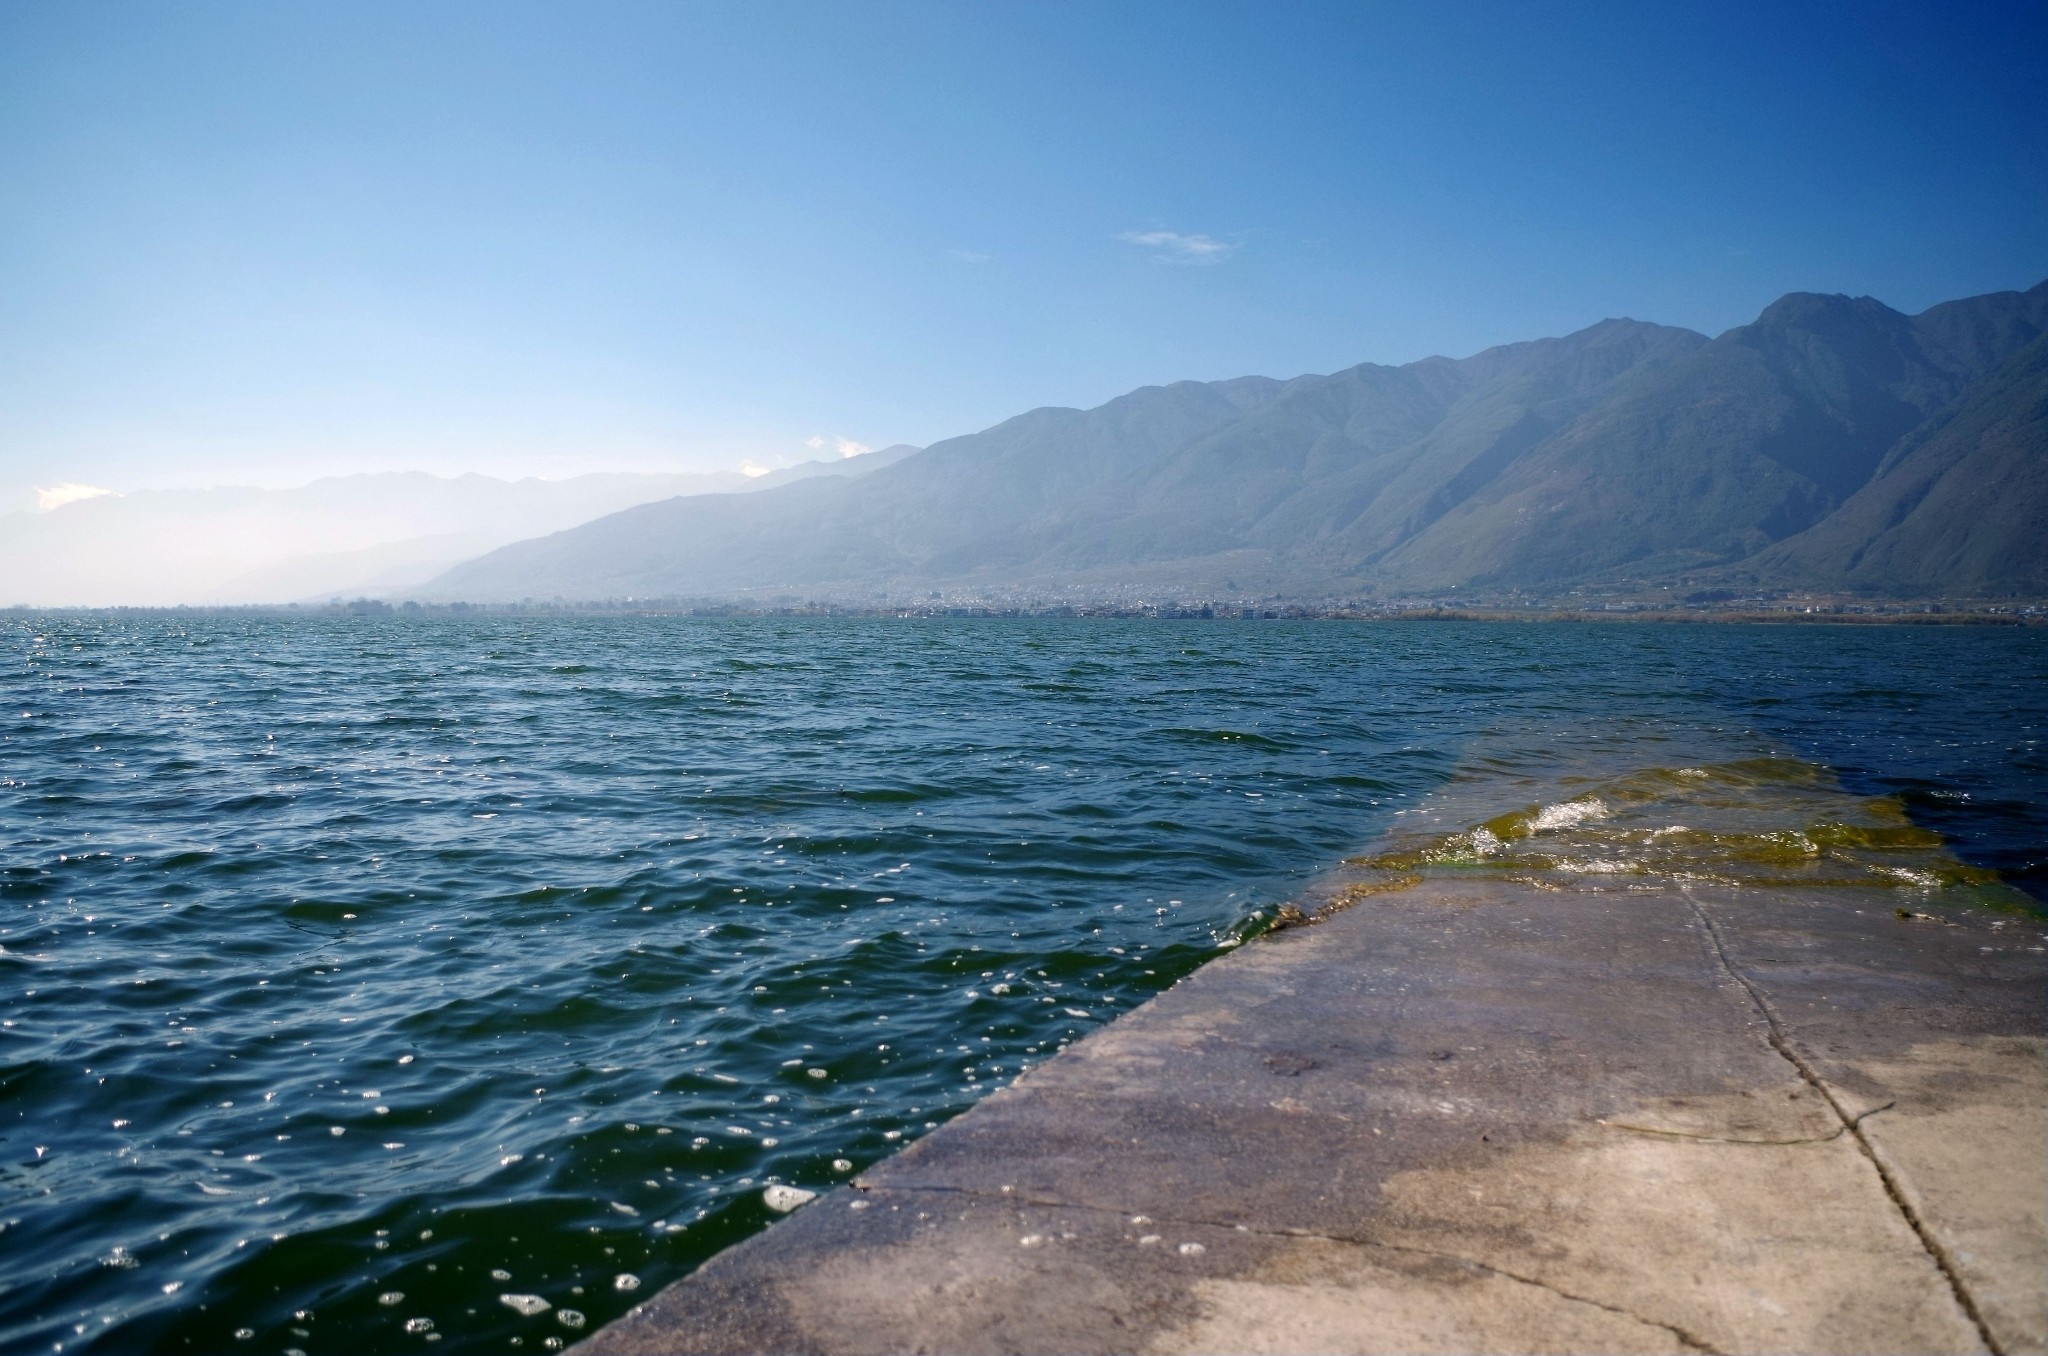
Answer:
[{"xmin": 1, "ymin": 0, "xmax": 2043, "ymax": 510}]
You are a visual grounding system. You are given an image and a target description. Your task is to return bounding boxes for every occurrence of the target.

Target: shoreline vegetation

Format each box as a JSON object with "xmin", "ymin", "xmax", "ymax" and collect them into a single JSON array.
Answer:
[{"xmin": 7, "ymin": 598, "xmax": 2044, "ymax": 625}]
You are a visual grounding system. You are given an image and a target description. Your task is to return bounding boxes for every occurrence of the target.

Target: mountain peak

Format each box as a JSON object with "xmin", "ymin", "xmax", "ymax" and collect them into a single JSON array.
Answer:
[{"xmin": 1752, "ymin": 291, "xmax": 1905, "ymax": 333}]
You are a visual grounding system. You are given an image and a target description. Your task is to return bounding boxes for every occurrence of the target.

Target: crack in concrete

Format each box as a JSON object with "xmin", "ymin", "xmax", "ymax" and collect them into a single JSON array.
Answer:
[
  {"xmin": 1682, "ymin": 889, "xmax": 2002, "ymax": 1356},
  {"xmin": 1247, "ymin": 1223, "xmax": 1726, "ymax": 1355},
  {"xmin": 867, "ymin": 1180, "xmax": 1724, "ymax": 1354},
  {"xmin": 1595, "ymin": 1099, "xmax": 1893, "ymax": 1146}
]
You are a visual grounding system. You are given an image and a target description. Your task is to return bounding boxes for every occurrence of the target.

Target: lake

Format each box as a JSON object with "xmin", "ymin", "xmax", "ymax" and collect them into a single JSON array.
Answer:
[{"xmin": 3, "ymin": 615, "xmax": 2042, "ymax": 1354}]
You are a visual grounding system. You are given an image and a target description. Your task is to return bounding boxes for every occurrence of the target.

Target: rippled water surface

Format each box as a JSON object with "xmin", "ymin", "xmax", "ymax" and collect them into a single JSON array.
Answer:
[{"xmin": 3, "ymin": 616, "xmax": 2043, "ymax": 1354}]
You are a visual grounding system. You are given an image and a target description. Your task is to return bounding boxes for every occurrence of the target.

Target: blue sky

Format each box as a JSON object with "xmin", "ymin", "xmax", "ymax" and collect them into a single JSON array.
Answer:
[{"xmin": 1, "ymin": 0, "xmax": 2042, "ymax": 507}]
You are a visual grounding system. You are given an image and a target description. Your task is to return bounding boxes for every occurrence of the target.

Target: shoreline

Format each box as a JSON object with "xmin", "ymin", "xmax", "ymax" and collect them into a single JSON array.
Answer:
[
  {"xmin": 5, "ymin": 604, "xmax": 2043, "ymax": 625},
  {"xmin": 584, "ymin": 874, "xmax": 2046, "ymax": 1354}
]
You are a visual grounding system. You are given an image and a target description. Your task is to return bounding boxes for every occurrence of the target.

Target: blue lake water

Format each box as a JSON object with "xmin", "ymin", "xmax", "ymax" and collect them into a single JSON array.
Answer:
[{"xmin": 3, "ymin": 616, "xmax": 2043, "ymax": 1354}]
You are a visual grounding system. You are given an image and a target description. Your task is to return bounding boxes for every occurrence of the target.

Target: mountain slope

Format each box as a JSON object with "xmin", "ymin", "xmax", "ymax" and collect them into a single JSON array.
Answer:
[
  {"xmin": 1740, "ymin": 332, "xmax": 2048, "ymax": 595},
  {"xmin": 1371, "ymin": 284, "xmax": 2047, "ymax": 589},
  {"xmin": 423, "ymin": 318, "xmax": 1706, "ymax": 601}
]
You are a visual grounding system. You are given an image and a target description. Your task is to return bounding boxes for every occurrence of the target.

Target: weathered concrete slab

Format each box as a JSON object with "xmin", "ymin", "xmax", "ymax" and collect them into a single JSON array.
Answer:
[
  {"xmin": 1692, "ymin": 888, "xmax": 2048, "ymax": 1354},
  {"xmin": 585, "ymin": 880, "xmax": 2047, "ymax": 1355}
]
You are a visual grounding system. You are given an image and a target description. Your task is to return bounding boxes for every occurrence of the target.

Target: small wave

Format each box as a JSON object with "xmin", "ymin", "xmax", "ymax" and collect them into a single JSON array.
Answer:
[{"xmin": 1160, "ymin": 728, "xmax": 1294, "ymax": 752}]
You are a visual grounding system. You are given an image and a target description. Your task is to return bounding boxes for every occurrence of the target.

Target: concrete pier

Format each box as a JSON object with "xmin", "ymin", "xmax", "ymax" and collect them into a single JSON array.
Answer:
[{"xmin": 585, "ymin": 879, "xmax": 2046, "ymax": 1355}]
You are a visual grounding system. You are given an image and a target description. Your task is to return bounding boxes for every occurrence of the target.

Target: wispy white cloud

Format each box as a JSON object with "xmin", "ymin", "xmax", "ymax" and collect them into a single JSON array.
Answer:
[
  {"xmin": 949, "ymin": 248, "xmax": 992, "ymax": 264},
  {"xmin": 802, "ymin": 435, "xmax": 871, "ymax": 460},
  {"xmin": 1117, "ymin": 230, "xmax": 1236, "ymax": 265},
  {"xmin": 739, "ymin": 460, "xmax": 771, "ymax": 478},
  {"xmin": 36, "ymin": 482, "xmax": 115, "ymax": 513}
]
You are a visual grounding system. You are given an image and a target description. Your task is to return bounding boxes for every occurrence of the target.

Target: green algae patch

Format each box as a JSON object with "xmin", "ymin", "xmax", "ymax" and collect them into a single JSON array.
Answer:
[{"xmin": 1341, "ymin": 758, "xmax": 2037, "ymax": 911}]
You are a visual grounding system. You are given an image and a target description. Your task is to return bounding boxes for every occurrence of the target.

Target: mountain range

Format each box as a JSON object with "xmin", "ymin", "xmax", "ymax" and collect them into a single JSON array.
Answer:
[{"xmin": 422, "ymin": 281, "xmax": 2048, "ymax": 606}]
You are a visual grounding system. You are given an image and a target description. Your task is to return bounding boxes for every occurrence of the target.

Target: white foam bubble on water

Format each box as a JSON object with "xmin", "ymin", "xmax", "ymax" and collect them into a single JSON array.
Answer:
[
  {"xmin": 378, "ymin": 1291, "xmax": 403, "ymax": 1306},
  {"xmin": 556, "ymin": 1310, "xmax": 586, "ymax": 1330},
  {"xmin": 1529, "ymin": 798, "xmax": 1608, "ymax": 833},
  {"xmin": 762, "ymin": 1184, "xmax": 816, "ymax": 1212},
  {"xmin": 613, "ymin": 1273, "xmax": 640, "ymax": 1292},
  {"xmin": 499, "ymin": 1294, "xmax": 550, "ymax": 1316}
]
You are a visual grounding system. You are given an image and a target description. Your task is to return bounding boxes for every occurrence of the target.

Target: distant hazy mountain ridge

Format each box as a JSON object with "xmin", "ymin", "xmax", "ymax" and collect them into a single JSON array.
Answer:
[
  {"xmin": 0, "ymin": 445, "xmax": 917, "ymax": 607},
  {"xmin": 422, "ymin": 281, "xmax": 2047, "ymax": 604}
]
